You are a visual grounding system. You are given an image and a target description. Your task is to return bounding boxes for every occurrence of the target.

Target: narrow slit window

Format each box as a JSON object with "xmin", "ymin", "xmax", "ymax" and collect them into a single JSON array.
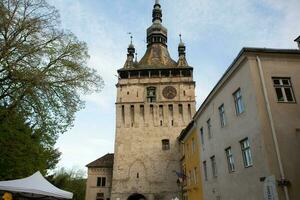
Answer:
[
  {"xmin": 188, "ymin": 104, "xmax": 192, "ymax": 119},
  {"xmin": 178, "ymin": 104, "xmax": 183, "ymax": 120},
  {"xmin": 140, "ymin": 105, "xmax": 144, "ymax": 121},
  {"xmin": 121, "ymin": 105, "xmax": 125, "ymax": 124},
  {"xmin": 130, "ymin": 105, "xmax": 134, "ymax": 126}
]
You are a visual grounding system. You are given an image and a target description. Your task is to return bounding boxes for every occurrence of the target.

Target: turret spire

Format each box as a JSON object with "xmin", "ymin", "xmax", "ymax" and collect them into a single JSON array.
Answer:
[
  {"xmin": 177, "ymin": 34, "xmax": 189, "ymax": 67},
  {"xmin": 123, "ymin": 34, "xmax": 136, "ymax": 68}
]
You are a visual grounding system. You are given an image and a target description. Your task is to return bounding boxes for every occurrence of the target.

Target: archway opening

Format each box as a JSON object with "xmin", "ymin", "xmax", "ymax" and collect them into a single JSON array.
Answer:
[{"xmin": 127, "ymin": 193, "xmax": 146, "ymax": 200}]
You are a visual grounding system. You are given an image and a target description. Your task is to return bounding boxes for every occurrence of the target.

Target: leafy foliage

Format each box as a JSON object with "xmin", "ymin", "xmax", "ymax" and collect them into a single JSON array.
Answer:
[
  {"xmin": 0, "ymin": 0, "xmax": 104, "ymax": 137},
  {"xmin": 49, "ymin": 168, "xmax": 86, "ymax": 200},
  {"xmin": 0, "ymin": 108, "xmax": 61, "ymax": 180}
]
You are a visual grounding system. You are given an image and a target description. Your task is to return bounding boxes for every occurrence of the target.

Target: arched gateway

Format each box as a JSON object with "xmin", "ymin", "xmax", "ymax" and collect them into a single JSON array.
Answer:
[{"xmin": 127, "ymin": 193, "xmax": 146, "ymax": 200}]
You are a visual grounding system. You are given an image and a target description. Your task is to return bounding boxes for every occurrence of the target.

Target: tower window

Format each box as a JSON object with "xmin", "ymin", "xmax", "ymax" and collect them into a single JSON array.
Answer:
[
  {"xmin": 162, "ymin": 139, "xmax": 170, "ymax": 150},
  {"xmin": 96, "ymin": 193, "xmax": 104, "ymax": 200},
  {"xmin": 140, "ymin": 105, "xmax": 144, "ymax": 121},
  {"xmin": 188, "ymin": 104, "xmax": 192, "ymax": 119},
  {"xmin": 97, "ymin": 177, "xmax": 106, "ymax": 187},
  {"xmin": 130, "ymin": 105, "xmax": 134, "ymax": 126},
  {"xmin": 147, "ymin": 87, "xmax": 156, "ymax": 102},
  {"xmin": 121, "ymin": 105, "xmax": 125, "ymax": 124}
]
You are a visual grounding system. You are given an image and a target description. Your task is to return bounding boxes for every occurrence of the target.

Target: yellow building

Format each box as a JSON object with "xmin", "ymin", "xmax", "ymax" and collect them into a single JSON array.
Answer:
[{"xmin": 178, "ymin": 120, "xmax": 203, "ymax": 200}]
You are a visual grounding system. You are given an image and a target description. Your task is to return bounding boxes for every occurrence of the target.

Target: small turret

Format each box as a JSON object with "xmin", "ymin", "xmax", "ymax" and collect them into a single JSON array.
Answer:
[
  {"xmin": 123, "ymin": 36, "xmax": 136, "ymax": 68},
  {"xmin": 177, "ymin": 34, "xmax": 189, "ymax": 67}
]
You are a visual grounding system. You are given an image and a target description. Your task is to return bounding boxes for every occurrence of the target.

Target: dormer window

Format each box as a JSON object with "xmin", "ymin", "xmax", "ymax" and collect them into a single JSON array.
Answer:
[{"xmin": 147, "ymin": 87, "xmax": 156, "ymax": 102}]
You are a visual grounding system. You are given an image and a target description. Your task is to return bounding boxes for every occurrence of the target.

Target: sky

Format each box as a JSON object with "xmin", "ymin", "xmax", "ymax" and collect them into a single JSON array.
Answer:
[{"xmin": 46, "ymin": 0, "xmax": 300, "ymax": 171}]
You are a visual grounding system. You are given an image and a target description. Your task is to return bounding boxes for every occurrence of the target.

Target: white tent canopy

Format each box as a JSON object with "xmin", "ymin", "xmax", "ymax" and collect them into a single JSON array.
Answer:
[{"xmin": 0, "ymin": 171, "xmax": 73, "ymax": 199}]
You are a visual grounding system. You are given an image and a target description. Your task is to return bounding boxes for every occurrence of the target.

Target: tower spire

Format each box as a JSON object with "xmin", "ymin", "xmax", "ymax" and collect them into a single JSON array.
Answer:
[
  {"xmin": 124, "ymin": 34, "xmax": 136, "ymax": 68},
  {"xmin": 146, "ymin": 0, "xmax": 167, "ymax": 47},
  {"xmin": 153, "ymin": 0, "xmax": 162, "ymax": 23}
]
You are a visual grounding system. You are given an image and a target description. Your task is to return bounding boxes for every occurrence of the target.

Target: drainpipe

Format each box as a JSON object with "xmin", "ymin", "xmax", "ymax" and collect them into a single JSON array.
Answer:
[{"xmin": 256, "ymin": 56, "xmax": 290, "ymax": 200}]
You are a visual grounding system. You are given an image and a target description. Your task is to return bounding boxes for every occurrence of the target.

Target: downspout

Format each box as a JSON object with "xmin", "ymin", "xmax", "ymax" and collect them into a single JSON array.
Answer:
[{"xmin": 256, "ymin": 56, "xmax": 290, "ymax": 200}]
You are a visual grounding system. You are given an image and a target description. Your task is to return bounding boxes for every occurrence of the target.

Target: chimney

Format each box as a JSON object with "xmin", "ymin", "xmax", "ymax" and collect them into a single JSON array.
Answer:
[{"xmin": 294, "ymin": 35, "xmax": 300, "ymax": 49}]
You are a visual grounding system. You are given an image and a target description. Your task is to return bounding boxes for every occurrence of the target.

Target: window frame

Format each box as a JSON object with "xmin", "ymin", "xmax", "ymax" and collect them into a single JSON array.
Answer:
[
  {"xmin": 233, "ymin": 88, "xmax": 245, "ymax": 115},
  {"xmin": 210, "ymin": 155, "xmax": 217, "ymax": 178},
  {"xmin": 240, "ymin": 138, "xmax": 253, "ymax": 168},
  {"xmin": 193, "ymin": 167, "xmax": 198, "ymax": 184},
  {"xmin": 162, "ymin": 139, "xmax": 170, "ymax": 151},
  {"xmin": 203, "ymin": 161, "xmax": 208, "ymax": 181},
  {"xmin": 191, "ymin": 138, "xmax": 195, "ymax": 154},
  {"xmin": 146, "ymin": 86, "xmax": 157, "ymax": 102},
  {"xmin": 96, "ymin": 177, "xmax": 106, "ymax": 187},
  {"xmin": 200, "ymin": 127, "xmax": 204, "ymax": 146},
  {"xmin": 272, "ymin": 77, "xmax": 296, "ymax": 103},
  {"xmin": 225, "ymin": 147, "xmax": 235, "ymax": 173},
  {"xmin": 218, "ymin": 104, "xmax": 226, "ymax": 127},
  {"xmin": 207, "ymin": 119, "xmax": 212, "ymax": 139}
]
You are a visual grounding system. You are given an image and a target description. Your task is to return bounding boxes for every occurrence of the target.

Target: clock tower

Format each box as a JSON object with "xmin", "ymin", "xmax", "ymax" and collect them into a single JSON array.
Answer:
[{"xmin": 111, "ymin": 1, "xmax": 196, "ymax": 200}]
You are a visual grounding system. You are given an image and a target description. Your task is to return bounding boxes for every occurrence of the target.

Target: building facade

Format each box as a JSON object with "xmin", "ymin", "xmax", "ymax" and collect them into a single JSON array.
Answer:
[
  {"xmin": 178, "ymin": 121, "xmax": 204, "ymax": 200},
  {"xmin": 86, "ymin": 154, "xmax": 114, "ymax": 200},
  {"xmin": 110, "ymin": 1, "xmax": 196, "ymax": 200},
  {"xmin": 190, "ymin": 48, "xmax": 300, "ymax": 200}
]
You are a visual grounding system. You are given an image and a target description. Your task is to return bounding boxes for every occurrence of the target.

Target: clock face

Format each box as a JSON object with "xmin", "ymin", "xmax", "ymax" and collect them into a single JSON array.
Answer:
[{"xmin": 162, "ymin": 86, "xmax": 177, "ymax": 99}]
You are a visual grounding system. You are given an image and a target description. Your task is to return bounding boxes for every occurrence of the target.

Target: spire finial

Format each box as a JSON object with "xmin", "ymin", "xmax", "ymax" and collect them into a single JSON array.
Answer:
[
  {"xmin": 152, "ymin": 0, "xmax": 162, "ymax": 23},
  {"xmin": 179, "ymin": 34, "xmax": 182, "ymax": 43}
]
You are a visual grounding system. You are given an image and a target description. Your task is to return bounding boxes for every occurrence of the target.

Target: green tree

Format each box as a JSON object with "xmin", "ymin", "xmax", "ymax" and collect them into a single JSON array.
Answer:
[
  {"xmin": 49, "ymin": 168, "xmax": 86, "ymax": 200},
  {"xmin": 0, "ymin": 108, "xmax": 61, "ymax": 180},
  {"xmin": 0, "ymin": 0, "xmax": 104, "ymax": 138}
]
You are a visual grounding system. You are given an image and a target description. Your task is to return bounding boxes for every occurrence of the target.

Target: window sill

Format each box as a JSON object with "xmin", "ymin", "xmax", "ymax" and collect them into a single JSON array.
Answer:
[{"xmin": 276, "ymin": 101, "xmax": 297, "ymax": 104}]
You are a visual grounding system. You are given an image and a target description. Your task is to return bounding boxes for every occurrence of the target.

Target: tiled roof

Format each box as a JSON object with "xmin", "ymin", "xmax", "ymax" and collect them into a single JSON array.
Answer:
[{"xmin": 86, "ymin": 153, "xmax": 114, "ymax": 168}]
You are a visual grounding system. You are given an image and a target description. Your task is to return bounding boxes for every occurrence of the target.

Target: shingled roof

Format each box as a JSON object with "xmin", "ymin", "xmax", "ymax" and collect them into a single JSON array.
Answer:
[{"xmin": 86, "ymin": 153, "xmax": 114, "ymax": 168}]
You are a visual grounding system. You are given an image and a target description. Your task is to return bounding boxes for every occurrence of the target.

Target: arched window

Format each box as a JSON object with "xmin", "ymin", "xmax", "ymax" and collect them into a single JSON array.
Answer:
[{"xmin": 147, "ymin": 87, "xmax": 156, "ymax": 102}]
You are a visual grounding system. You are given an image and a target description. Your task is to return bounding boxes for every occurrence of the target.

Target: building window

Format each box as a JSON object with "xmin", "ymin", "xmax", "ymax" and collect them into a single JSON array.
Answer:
[
  {"xmin": 240, "ymin": 138, "xmax": 253, "ymax": 167},
  {"xmin": 188, "ymin": 170, "xmax": 192, "ymax": 185},
  {"xmin": 188, "ymin": 104, "xmax": 192, "ymax": 119},
  {"xmin": 186, "ymin": 143, "xmax": 189, "ymax": 158},
  {"xmin": 193, "ymin": 167, "xmax": 198, "ymax": 184},
  {"xmin": 218, "ymin": 104, "xmax": 226, "ymax": 127},
  {"xmin": 96, "ymin": 193, "xmax": 104, "ymax": 200},
  {"xmin": 225, "ymin": 147, "xmax": 235, "ymax": 173},
  {"xmin": 207, "ymin": 119, "xmax": 212, "ymax": 138},
  {"xmin": 233, "ymin": 88, "xmax": 245, "ymax": 115},
  {"xmin": 272, "ymin": 77, "xmax": 295, "ymax": 102},
  {"xmin": 210, "ymin": 156, "xmax": 217, "ymax": 178},
  {"xmin": 203, "ymin": 161, "xmax": 208, "ymax": 180},
  {"xmin": 200, "ymin": 127, "xmax": 204, "ymax": 145},
  {"xmin": 147, "ymin": 87, "xmax": 156, "ymax": 102},
  {"xmin": 191, "ymin": 138, "xmax": 195, "ymax": 154},
  {"xmin": 97, "ymin": 177, "xmax": 106, "ymax": 187},
  {"xmin": 162, "ymin": 139, "xmax": 170, "ymax": 150}
]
